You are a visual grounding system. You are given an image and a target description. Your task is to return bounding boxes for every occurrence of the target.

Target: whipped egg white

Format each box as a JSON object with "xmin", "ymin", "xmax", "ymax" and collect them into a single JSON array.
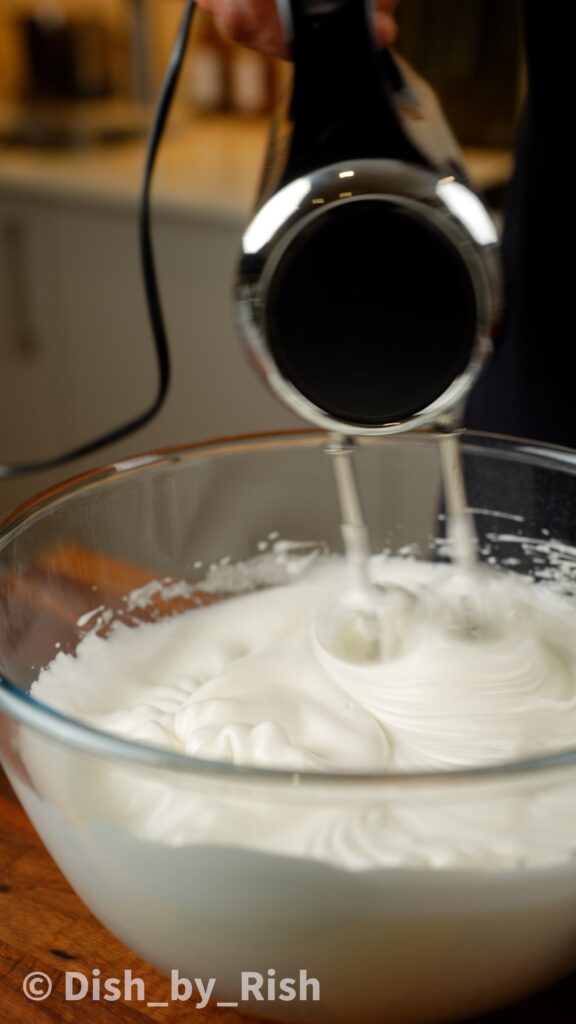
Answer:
[
  {"xmin": 33, "ymin": 555, "xmax": 576, "ymax": 773},
  {"xmin": 27, "ymin": 554, "xmax": 576, "ymax": 871}
]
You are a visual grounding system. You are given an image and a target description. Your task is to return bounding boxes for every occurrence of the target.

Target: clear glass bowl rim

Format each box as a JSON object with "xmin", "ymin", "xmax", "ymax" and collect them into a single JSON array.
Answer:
[{"xmin": 2, "ymin": 427, "xmax": 576, "ymax": 789}]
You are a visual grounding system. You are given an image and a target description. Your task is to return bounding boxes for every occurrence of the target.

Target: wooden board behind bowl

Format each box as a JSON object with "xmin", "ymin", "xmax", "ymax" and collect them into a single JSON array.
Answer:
[{"xmin": 0, "ymin": 541, "xmax": 220, "ymax": 683}]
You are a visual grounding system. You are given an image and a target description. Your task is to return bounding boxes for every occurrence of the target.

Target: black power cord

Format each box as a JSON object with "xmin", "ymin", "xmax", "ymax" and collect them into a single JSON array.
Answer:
[{"xmin": 0, "ymin": 0, "xmax": 196, "ymax": 479}]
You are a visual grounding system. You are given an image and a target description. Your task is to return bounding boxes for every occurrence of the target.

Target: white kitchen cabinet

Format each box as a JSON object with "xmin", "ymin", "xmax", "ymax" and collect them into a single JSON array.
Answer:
[
  {"xmin": 0, "ymin": 197, "xmax": 77, "ymax": 467},
  {"xmin": 0, "ymin": 191, "xmax": 300, "ymax": 515}
]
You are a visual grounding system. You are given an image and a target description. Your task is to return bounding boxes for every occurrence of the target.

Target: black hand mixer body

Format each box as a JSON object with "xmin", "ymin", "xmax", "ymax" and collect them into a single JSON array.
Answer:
[{"xmin": 236, "ymin": 0, "xmax": 500, "ymax": 434}]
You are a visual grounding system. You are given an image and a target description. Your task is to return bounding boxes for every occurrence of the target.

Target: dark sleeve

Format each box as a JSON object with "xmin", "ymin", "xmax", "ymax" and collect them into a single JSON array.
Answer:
[{"xmin": 465, "ymin": 2, "xmax": 571, "ymax": 447}]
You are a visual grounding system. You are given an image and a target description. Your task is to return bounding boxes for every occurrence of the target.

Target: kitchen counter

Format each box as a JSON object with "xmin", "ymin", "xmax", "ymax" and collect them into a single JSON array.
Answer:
[
  {"xmin": 0, "ymin": 115, "xmax": 270, "ymax": 224},
  {"xmin": 0, "ymin": 112, "xmax": 513, "ymax": 224}
]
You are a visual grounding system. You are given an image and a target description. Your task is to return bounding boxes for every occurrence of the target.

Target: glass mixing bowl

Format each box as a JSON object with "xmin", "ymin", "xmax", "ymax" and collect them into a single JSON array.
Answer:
[{"xmin": 2, "ymin": 430, "xmax": 576, "ymax": 1024}]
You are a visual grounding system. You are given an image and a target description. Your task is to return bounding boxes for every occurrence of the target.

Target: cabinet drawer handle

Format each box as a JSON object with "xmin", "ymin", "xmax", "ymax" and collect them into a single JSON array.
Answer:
[{"xmin": 2, "ymin": 219, "xmax": 39, "ymax": 359}]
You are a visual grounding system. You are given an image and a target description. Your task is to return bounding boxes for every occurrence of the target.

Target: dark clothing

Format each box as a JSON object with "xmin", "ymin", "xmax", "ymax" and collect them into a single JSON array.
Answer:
[{"xmin": 465, "ymin": 5, "xmax": 570, "ymax": 447}]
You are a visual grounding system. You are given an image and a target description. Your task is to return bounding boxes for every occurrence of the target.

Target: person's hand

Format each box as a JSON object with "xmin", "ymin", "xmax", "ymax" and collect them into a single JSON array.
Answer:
[{"xmin": 197, "ymin": 0, "xmax": 398, "ymax": 59}]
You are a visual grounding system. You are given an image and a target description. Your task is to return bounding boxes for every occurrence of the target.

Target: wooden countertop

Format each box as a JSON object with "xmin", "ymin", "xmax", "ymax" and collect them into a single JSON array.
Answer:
[{"xmin": 0, "ymin": 111, "xmax": 513, "ymax": 222}]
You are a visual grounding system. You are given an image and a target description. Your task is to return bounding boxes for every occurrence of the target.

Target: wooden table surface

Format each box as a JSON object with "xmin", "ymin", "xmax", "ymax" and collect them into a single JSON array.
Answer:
[{"xmin": 1, "ymin": 543, "xmax": 576, "ymax": 1022}]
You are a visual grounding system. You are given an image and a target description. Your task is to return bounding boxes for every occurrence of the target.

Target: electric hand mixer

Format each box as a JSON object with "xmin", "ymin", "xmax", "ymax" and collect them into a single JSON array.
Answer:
[
  {"xmin": 236, "ymin": 0, "xmax": 500, "ymax": 437},
  {"xmin": 233, "ymin": 0, "xmax": 501, "ymax": 657},
  {"xmin": 1, "ymin": 0, "xmax": 501, "ymax": 617}
]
